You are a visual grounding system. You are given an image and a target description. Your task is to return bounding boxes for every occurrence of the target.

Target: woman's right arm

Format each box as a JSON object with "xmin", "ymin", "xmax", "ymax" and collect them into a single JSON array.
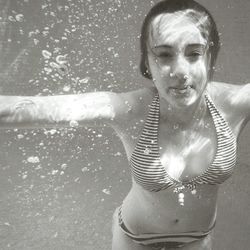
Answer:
[{"xmin": 0, "ymin": 91, "xmax": 128, "ymax": 129}]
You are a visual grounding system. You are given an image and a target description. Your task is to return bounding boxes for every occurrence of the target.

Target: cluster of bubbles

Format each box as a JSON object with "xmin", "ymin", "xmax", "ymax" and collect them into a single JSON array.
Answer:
[
  {"xmin": 1, "ymin": 123, "xmax": 128, "ymax": 247},
  {"xmin": 0, "ymin": 0, "xmax": 157, "ymax": 248},
  {"xmin": 2, "ymin": 0, "xmax": 156, "ymax": 95},
  {"xmin": 1, "ymin": 0, "xmax": 141, "ymax": 173}
]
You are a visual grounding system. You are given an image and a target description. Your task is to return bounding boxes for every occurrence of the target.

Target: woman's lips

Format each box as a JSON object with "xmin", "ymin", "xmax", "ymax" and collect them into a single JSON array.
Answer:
[{"xmin": 169, "ymin": 85, "xmax": 193, "ymax": 95}]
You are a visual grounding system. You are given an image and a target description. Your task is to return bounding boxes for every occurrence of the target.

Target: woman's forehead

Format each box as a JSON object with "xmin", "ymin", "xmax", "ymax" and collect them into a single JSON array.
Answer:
[{"xmin": 148, "ymin": 12, "xmax": 207, "ymax": 48}]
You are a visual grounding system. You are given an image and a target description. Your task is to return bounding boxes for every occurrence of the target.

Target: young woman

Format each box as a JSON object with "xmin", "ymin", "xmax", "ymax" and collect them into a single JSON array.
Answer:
[{"xmin": 0, "ymin": 0, "xmax": 249, "ymax": 249}]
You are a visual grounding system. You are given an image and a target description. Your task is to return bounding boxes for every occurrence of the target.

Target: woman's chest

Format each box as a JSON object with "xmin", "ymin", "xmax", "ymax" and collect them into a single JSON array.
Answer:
[
  {"xmin": 117, "ymin": 117, "xmax": 217, "ymax": 181},
  {"xmin": 158, "ymin": 127, "xmax": 217, "ymax": 181}
]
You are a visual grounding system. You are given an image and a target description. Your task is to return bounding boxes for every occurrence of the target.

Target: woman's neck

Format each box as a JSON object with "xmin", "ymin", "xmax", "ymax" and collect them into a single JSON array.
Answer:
[{"xmin": 159, "ymin": 94, "xmax": 207, "ymax": 130}]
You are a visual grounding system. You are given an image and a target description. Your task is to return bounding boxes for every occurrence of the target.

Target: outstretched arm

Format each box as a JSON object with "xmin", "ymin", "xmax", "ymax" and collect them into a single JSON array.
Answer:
[
  {"xmin": 0, "ymin": 92, "xmax": 124, "ymax": 129},
  {"xmin": 209, "ymin": 81, "xmax": 250, "ymax": 122},
  {"xmin": 231, "ymin": 83, "xmax": 250, "ymax": 121}
]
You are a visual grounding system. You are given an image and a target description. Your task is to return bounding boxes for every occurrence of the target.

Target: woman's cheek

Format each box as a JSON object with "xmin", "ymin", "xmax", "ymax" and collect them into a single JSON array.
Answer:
[
  {"xmin": 152, "ymin": 67, "xmax": 169, "ymax": 82},
  {"xmin": 159, "ymin": 66, "xmax": 172, "ymax": 81},
  {"xmin": 191, "ymin": 63, "xmax": 208, "ymax": 82}
]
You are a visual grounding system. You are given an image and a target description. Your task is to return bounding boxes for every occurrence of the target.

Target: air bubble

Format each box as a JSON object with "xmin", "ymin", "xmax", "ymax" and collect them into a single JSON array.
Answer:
[
  {"xmin": 16, "ymin": 14, "xmax": 24, "ymax": 22},
  {"xmin": 56, "ymin": 55, "xmax": 67, "ymax": 64},
  {"xmin": 17, "ymin": 134, "xmax": 24, "ymax": 139},
  {"xmin": 61, "ymin": 164, "xmax": 68, "ymax": 170},
  {"xmin": 102, "ymin": 188, "xmax": 111, "ymax": 195},
  {"xmin": 63, "ymin": 85, "xmax": 71, "ymax": 92},
  {"xmin": 44, "ymin": 67, "xmax": 52, "ymax": 74},
  {"xmin": 56, "ymin": 64, "xmax": 69, "ymax": 76},
  {"xmin": 173, "ymin": 124, "xmax": 179, "ymax": 130},
  {"xmin": 79, "ymin": 77, "xmax": 90, "ymax": 84},
  {"xmin": 51, "ymin": 170, "xmax": 58, "ymax": 175},
  {"xmin": 22, "ymin": 174, "xmax": 28, "ymax": 179},
  {"xmin": 191, "ymin": 189, "xmax": 197, "ymax": 195},
  {"xmin": 8, "ymin": 16, "xmax": 15, "ymax": 22},
  {"xmin": 81, "ymin": 167, "xmax": 89, "ymax": 172},
  {"xmin": 209, "ymin": 41, "xmax": 214, "ymax": 47},
  {"xmin": 27, "ymin": 156, "xmax": 40, "ymax": 163},
  {"xmin": 144, "ymin": 147, "xmax": 151, "ymax": 155},
  {"xmin": 69, "ymin": 120, "xmax": 79, "ymax": 127},
  {"xmin": 50, "ymin": 62, "xmax": 59, "ymax": 69}
]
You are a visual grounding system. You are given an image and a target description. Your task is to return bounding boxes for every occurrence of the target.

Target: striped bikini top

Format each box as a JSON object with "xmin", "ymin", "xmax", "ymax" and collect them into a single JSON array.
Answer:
[{"xmin": 130, "ymin": 93, "xmax": 237, "ymax": 192}]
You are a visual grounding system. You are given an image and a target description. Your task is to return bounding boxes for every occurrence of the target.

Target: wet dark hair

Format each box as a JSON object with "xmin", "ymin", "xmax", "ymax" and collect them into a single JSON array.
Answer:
[{"xmin": 140, "ymin": 0, "xmax": 220, "ymax": 80}]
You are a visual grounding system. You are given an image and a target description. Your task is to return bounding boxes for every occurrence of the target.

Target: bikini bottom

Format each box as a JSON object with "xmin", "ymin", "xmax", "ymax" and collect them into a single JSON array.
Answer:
[{"xmin": 118, "ymin": 207, "xmax": 215, "ymax": 249}]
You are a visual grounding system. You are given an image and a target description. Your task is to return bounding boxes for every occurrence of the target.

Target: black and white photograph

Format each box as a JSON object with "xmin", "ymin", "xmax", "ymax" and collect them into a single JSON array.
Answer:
[{"xmin": 0, "ymin": 0, "xmax": 249, "ymax": 249}]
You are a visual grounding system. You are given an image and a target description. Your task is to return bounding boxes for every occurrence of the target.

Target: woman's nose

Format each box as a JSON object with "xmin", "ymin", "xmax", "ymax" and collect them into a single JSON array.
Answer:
[{"xmin": 170, "ymin": 55, "xmax": 189, "ymax": 81}]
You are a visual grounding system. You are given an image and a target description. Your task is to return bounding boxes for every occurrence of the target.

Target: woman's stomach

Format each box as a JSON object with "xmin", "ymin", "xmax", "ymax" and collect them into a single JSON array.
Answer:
[{"xmin": 120, "ymin": 180, "xmax": 218, "ymax": 235}]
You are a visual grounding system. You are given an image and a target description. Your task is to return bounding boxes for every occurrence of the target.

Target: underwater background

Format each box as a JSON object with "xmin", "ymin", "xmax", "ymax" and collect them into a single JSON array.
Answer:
[{"xmin": 0, "ymin": 0, "xmax": 249, "ymax": 249}]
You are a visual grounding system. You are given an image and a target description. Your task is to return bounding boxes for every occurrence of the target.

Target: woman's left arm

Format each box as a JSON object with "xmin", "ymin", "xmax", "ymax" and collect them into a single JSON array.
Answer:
[
  {"xmin": 209, "ymin": 81, "xmax": 250, "ymax": 123},
  {"xmin": 232, "ymin": 83, "xmax": 250, "ymax": 121},
  {"xmin": 0, "ymin": 92, "xmax": 122, "ymax": 129}
]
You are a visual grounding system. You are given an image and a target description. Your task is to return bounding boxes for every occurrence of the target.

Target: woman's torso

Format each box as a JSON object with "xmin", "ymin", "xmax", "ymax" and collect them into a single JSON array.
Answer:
[{"xmin": 111, "ymin": 82, "xmax": 246, "ymax": 234}]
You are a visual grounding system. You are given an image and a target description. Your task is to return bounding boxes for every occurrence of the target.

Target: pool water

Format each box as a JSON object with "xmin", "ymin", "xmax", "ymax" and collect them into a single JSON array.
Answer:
[{"xmin": 0, "ymin": 0, "xmax": 249, "ymax": 249}]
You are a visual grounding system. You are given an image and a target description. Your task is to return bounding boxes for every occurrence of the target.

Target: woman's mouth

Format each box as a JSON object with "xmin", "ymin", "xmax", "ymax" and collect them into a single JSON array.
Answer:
[{"xmin": 169, "ymin": 85, "xmax": 193, "ymax": 95}]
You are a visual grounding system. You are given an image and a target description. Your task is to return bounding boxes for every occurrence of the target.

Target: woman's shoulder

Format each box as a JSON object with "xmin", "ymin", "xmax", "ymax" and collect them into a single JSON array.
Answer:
[
  {"xmin": 119, "ymin": 86, "xmax": 156, "ymax": 100},
  {"xmin": 207, "ymin": 81, "xmax": 250, "ymax": 110},
  {"xmin": 110, "ymin": 87, "xmax": 156, "ymax": 123},
  {"xmin": 207, "ymin": 81, "xmax": 250, "ymax": 135},
  {"xmin": 117, "ymin": 87, "xmax": 156, "ymax": 112},
  {"xmin": 207, "ymin": 81, "xmax": 240, "ymax": 99}
]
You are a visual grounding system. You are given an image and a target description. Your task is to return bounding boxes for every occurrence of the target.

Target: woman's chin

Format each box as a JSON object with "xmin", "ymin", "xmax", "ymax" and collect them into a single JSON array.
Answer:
[{"xmin": 167, "ymin": 87, "xmax": 198, "ymax": 107}]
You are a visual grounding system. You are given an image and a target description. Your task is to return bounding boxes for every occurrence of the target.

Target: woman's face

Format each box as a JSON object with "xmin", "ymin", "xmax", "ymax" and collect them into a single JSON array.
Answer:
[{"xmin": 147, "ymin": 12, "xmax": 211, "ymax": 107}]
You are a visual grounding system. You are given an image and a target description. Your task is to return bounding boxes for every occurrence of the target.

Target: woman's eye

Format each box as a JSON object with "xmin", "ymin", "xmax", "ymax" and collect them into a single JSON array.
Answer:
[
  {"xmin": 151, "ymin": 48, "xmax": 173, "ymax": 58},
  {"xmin": 160, "ymin": 53, "xmax": 172, "ymax": 57},
  {"xmin": 186, "ymin": 51, "xmax": 203, "ymax": 61},
  {"xmin": 188, "ymin": 52, "xmax": 201, "ymax": 57},
  {"xmin": 187, "ymin": 48, "xmax": 206, "ymax": 57}
]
